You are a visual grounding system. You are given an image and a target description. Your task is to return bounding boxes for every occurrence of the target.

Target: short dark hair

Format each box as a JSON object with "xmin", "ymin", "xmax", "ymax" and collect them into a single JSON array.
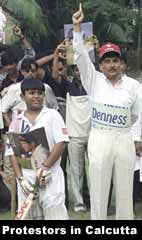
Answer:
[
  {"xmin": 21, "ymin": 58, "xmax": 38, "ymax": 72},
  {"xmin": 21, "ymin": 77, "xmax": 45, "ymax": 94},
  {"xmin": 1, "ymin": 47, "xmax": 21, "ymax": 66}
]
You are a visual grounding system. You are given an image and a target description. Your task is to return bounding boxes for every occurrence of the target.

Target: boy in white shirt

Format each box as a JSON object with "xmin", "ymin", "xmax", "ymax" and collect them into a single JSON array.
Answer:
[{"xmin": 6, "ymin": 78, "xmax": 69, "ymax": 219}]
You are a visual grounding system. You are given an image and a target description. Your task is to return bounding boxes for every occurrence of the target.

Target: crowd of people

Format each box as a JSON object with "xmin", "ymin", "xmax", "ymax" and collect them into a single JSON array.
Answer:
[{"xmin": 0, "ymin": 3, "xmax": 142, "ymax": 220}]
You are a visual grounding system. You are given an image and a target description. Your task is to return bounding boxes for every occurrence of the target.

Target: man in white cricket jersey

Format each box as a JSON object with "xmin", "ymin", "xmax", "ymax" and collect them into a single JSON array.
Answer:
[
  {"xmin": 72, "ymin": 3, "xmax": 139, "ymax": 220},
  {"xmin": 5, "ymin": 78, "xmax": 69, "ymax": 220}
]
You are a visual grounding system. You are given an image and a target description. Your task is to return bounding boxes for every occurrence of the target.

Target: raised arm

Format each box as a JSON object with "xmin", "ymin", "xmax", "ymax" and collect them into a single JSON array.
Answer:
[
  {"xmin": 52, "ymin": 42, "xmax": 66, "ymax": 81},
  {"xmin": 72, "ymin": 2, "xmax": 84, "ymax": 33},
  {"xmin": 13, "ymin": 25, "xmax": 33, "ymax": 50},
  {"xmin": 36, "ymin": 53, "xmax": 55, "ymax": 66},
  {"xmin": 72, "ymin": 3, "xmax": 99, "ymax": 95},
  {"xmin": 13, "ymin": 25, "xmax": 36, "ymax": 70},
  {"xmin": 37, "ymin": 41, "xmax": 66, "ymax": 75}
]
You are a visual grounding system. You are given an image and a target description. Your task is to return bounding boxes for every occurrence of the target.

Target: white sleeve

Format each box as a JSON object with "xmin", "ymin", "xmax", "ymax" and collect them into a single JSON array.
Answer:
[
  {"xmin": 23, "ymin": 47, "xmax": 36, "ymax": 59},
  {"xmin": 44, "ymin": 84, "xmax": 59, "ymax": 110},
  {"xmin": 131, "ymin": 83, "xmax": 142, "ymax": 141},
  {"xmin": 131, "ymin": 97, "xmax": 139, "ymax": 126},
  {"xmin": 51, "ymin": 110, "xmax": 69, "ymax": 144},
  {"xmin": 2, "ymin": 87, "xmax": 16, "ymax": 113},
  {"xmin": 131, "ymin": 114, "xmax": 142, "ymax": 141},
  {"xmin": 73, "ymin": 31, "xmax": 100, "ymax": 95}
]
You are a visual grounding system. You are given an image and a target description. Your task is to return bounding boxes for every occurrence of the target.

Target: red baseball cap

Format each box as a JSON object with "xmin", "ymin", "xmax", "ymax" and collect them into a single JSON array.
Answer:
[{"xmin": 98, "ymin": 43, "xmax": 121, "ymax": 59}]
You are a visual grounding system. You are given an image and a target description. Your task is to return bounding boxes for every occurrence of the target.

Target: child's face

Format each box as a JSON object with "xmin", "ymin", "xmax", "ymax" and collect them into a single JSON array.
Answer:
[
  {"xmin": 22, "ymin": 89, "xmax": 45, "ymax": 111},
  {"xmin": 21, "ymin": 64, "xmax": 37, "ymax": 79}
]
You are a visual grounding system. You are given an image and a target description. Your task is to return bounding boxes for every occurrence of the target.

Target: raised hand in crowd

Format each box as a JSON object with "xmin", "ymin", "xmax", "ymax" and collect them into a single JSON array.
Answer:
[
  {"xmin": 36, "ymin": 42, "xmax": 66, "ymax": 67},
  {"xmin": 54, "ymin": 41, "xmax": 66, "ymax": 60},
  {"xmin": 13, "ymin": 25, "xmax": 24, "ymax": 40},
  {"xmin": 13, "ymin": 25, "xmax": 33, "ymax": 51},
  {"xmin": 52, "ymin": 41, "xmax": 66, "ymax": 80},
  {"xmin": 72, "ymin": 2, "xmax": 84, "ymax": 31}
]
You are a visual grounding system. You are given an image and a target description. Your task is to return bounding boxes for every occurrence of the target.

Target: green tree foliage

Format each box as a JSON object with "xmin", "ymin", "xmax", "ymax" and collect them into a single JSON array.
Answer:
[
  {"xmin": 64, "ymin": 0, "xmax": 135, "ymax": 44},
  {"xmin": 0, "ymin": 0, "xmax": 47, "ymax": 36}
]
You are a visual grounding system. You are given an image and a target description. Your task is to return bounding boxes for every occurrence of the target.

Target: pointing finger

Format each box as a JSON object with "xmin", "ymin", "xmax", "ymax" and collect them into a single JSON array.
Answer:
[{"xmin": 79, "ymin": 2, "xmax": 83, "ymax": 12}]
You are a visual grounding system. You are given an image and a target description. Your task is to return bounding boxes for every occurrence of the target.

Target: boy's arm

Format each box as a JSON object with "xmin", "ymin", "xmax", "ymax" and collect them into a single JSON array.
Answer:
[
  {"xmin": 42, "ymin": 111, "xmax": 69, "ymax": 168},
  {"xmin": 43, "ymin": 142, "xmax": 66, "ymax": 168}
]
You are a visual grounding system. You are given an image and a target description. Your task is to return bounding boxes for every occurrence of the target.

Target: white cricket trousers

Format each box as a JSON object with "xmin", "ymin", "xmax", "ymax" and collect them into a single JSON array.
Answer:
[{"xmin": 88, "ymin": 128, "xmax": 135, "ymax": 220}]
